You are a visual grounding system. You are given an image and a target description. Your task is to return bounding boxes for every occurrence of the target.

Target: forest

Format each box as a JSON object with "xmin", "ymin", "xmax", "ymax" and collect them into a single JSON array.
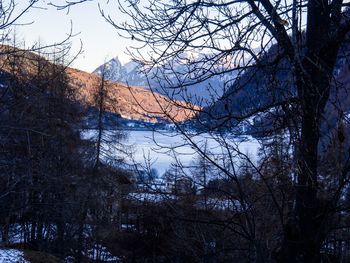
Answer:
[{"xmin": 1, "ymin": 0, "xmax": 350, "ymax": 263}]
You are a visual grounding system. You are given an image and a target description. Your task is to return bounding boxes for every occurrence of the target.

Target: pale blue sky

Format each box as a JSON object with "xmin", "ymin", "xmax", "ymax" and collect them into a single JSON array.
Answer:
[{"xmin": 15, "ymin": 1, "xmax": 133, "ymax": 72}]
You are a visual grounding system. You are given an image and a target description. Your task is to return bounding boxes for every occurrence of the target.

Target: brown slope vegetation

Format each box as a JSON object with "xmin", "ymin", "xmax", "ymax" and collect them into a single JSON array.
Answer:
[
  {"xmin": 0, "ymin": 45, "xmax": 198, "ymax": 123},
  {"xmin": 67, "ymin": 67, "xmax": 198, "ymax": 123}
]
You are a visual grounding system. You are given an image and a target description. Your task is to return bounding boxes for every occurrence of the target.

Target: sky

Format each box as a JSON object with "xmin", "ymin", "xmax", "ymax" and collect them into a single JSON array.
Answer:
[{"xmin": 14, "ymin": 1, "xmax": 133, "ymax": 72}]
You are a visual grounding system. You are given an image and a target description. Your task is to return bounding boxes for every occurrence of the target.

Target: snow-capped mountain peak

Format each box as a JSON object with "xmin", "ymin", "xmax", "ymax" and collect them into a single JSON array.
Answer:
[
  {"xmin": 124, "ymin": 60, "xmax": 138, "ymax": 73},
  {"xmin": 93, "ymin": 56, "xmax": 127, "ymax": 82},
  {"xmin": 92, "ymin": 52, "xmax": 245, "ymax": 104},
  {"xmin": 93, "ymin": 57, "xmax": 147, "ymax": 87}
]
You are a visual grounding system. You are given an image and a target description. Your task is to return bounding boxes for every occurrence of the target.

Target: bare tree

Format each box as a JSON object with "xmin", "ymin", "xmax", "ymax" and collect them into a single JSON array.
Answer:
[
  {"xmin": 0, "ymin": 0, "xmax": 75, "ymax": 251},
  {"xmin": 93, "ymin": 0, "xmax": 350, "ymax": 262}
]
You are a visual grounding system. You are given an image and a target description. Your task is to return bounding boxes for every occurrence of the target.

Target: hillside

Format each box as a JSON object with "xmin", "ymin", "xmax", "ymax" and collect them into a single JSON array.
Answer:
[
  {"xmin": 67, "ymin": 67, "xmax": 198, "ymax": 123},
  {"xmin": 0, "ymin": 45, "xmax": 198, "ymax": 123},
  {"xmin": 198, "ymin": 41, "xmax": 350, "ymax": 135}
]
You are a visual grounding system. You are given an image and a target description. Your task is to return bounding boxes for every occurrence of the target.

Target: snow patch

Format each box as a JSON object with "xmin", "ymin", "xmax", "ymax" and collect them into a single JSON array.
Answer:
[
  {"xmin": 84, "ymin": 244, "xmax": 120, "ymax": 262},
  {"xmin": 0, "ymin": 249, "xmax": 28, "ymax": 263}
]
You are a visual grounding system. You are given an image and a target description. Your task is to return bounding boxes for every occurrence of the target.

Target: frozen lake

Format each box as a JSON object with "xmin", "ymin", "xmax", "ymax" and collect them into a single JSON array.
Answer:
[
  {"xmin": 82, "ymin": 129, "xmax": 261, "ymax": 176},
  {"xmin": 124, "ymin": 130, "xmax": 260, "ymax": 176}
]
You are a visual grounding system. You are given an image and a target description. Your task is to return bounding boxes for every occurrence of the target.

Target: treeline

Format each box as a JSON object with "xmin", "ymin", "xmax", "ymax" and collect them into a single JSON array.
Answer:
[
  {"xmin": 111, "ymin": 130, "xmax": 350, "ymax": 263},
  {"xmin": 0, "ymin": 47, "xmax": 350, "ymax": 263},
  {"xmin": 0, "ymin": 46, "xmax": 132, "ymax": 262}
]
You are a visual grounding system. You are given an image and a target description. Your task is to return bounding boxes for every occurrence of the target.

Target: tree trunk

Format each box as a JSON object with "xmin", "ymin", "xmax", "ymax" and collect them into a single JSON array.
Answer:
[{"xmin": 277, "ymin": 58, "xmax": 337, "ymax": 262}]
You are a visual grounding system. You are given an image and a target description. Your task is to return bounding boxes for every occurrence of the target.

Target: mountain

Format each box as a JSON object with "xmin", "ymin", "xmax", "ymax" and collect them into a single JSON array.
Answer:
[
  {"xmin": 92, "ymin": 55, "xmax": 243, "ymax": 105},
  {"xmin": 93, "ymin": 57, "xmax": 147, "ymax": 87},
  {"xmin": 68, "ymin": 67, "xmax": 198, "ymax": 123},
  {"xmin": 93, "ymin": 46, "xmax": 350, "ymax": 131},
  {"xmin": 94, "ymin": 57, "xmax": 127, "ymax": 82},
  {"xmin": 198, "ymin": 41, "xmax": 350, "ymax": 138},
  {"xmin": 0, "ymin": 45, "xmax": 198, "ymax": 124}
]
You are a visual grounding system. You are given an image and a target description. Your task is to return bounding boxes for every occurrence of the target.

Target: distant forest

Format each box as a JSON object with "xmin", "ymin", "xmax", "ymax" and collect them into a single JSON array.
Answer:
[{"xmin": 1, "ymin": 1, "xmax": 350, "ymax": 263}]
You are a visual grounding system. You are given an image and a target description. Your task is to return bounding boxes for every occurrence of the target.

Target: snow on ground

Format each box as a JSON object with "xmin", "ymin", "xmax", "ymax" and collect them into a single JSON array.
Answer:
[
  {"xmin": 0, "ymin": 249, "xmax": 28, "ymax": 263},
  {"xmin": 0, "ymin": 224, "xmax": 57, "ymax": 245},
  {"xmin": 128, "ymin": 192, "xmax": 175, "ymax": 203},
  {"xmin": 84, "ymin": 244, "xmax": 120, "ymax": 262},
  {"xmin": 65, "ymin": 244, "xmax": 121, "ymax": 263},
  {"xmin": 195, "ymin": 198, "xmax": 242, "ymax": 211},
  {"xmin": 81, "ymin": 129, "xmax": 261, "ymax": 176}
]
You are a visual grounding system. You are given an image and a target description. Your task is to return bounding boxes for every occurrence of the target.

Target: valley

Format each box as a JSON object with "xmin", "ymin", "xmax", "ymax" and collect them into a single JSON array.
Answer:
[{"xmin": 1, "ymin": 0, "xmax": 350, "ymax": 260}]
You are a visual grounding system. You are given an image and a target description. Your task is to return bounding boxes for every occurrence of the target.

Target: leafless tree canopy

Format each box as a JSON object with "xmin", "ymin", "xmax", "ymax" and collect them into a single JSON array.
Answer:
[
  {"xmin": 98, "ymin": 0, "xmax": 350, "ymax": 262},
  {"xmin": 1, "ymin": 0, "xmax": 350, "ymax": 262}
]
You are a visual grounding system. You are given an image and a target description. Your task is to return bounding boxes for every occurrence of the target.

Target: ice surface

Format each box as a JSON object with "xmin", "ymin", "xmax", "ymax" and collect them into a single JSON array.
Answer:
[
  {"xmin": 125, "ymin": 130, "xmax": 260, "ymax": 175},
  {"xmin": 82, "ymin": 129, "xmax": 261, "ymax": 176}
]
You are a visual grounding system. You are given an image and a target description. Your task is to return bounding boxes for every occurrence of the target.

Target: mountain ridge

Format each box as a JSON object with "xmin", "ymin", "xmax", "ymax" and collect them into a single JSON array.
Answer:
[
  {"xmin": 92, "ymin": 55, "xmax": 241, "ymax": 104},
  {"xmin": 0, "ymin": 45, "xmax": 198, "ymax": 124}
]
